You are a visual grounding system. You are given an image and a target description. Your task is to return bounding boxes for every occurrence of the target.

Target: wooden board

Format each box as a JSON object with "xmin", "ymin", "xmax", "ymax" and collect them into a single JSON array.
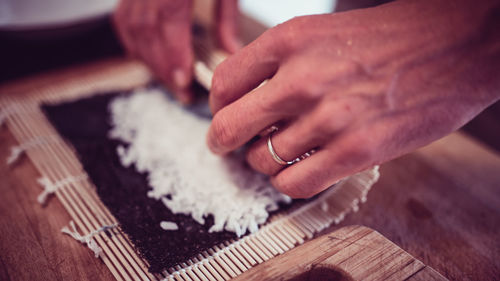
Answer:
[{"xmin": 236, "ymin": 225, "xmax": 447, "ymax": 281}]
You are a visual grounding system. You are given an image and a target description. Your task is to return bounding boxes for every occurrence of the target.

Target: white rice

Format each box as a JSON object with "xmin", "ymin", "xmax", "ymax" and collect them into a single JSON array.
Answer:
[
  {"xmin": 108, "ymin": 88, "xmax": 291, "ymax": 237},
  {"xmin": 160, "ymin": 221, "xmax": 179, "ymax": 231}
]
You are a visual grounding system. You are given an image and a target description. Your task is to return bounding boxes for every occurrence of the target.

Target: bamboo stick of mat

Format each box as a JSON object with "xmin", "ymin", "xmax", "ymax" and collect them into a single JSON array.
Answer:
[{"xmin": 0, "ymin": 50, "xmax": 379, "ymax": 281}]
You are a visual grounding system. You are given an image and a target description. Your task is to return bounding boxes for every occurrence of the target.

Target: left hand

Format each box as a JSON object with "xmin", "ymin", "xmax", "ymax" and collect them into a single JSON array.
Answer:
[
  {"xmin": 113, "ymin": 0, "xmax": 240, "ymax": 103},
  {"xmin": 206, "ymin": 0, "xmax": 500, "ymax": 198}
]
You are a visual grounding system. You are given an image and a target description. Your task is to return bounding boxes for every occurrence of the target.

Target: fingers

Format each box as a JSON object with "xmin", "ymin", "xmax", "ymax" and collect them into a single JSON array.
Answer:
[
  {"xmin": 113, "ymin": 0, "xmax": 194, "ymax": 103},
  {"xmin": 148, "ymin": 29, "xmax": 193, "ymax": 103},
  {"xmin": 209, "ymin": 30, "xmax": 283, "ymax": 114},
  {"xmin": 127, "ymin": 1, "xmax": 156, "ymax": 61},
  {"xmin": 207, "ymin": 66, "xmax": 330, "ymax": 155},
  {"xmin": 158, "ymin": 1, "xmax": 194, "ymax": 103},
  {"xmin": 244, "ymin": 93, "xmax": 375, "ymax": 184},
  {"xmin": 207, "ymin": 80, "xmax": 290, "ymax": 155},
  {"xmin": 215, "ymin": 0, "xmax": 242, "ymax": 53},
  {"xmin": 207, "ymin": 57, "xmax": 350, "ymax": 156},
  {"xmin": 270, "ymin": 150, "xmax": 341, "ymax": 199},
  {"xmin": 245, "ymin": 118, "xmax": 327, "ymax": 176},
  {"xmin": 270, "ymin": 133, "xmax": 377, "ymax": 198},
  {"xmin": 113, "ymin": 0, "xmax": 138, "ymax": 56}
]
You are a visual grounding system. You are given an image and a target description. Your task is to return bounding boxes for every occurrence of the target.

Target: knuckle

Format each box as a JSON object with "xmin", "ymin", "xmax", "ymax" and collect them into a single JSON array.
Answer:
[
  {"xmin": 311, "ymin": 107, "xmax": 341, "ymax": 135},
  {"xmin": 272, "ymin": 19, "xmax": 295, "ymax": 42},
  {"xmin": 300, "ymin": 78, "xmax": 326, "ymax": 100},
  {"xmin": 337, "ymin": 137, "xmax": 378, "ymax": 168},
  {"xmin": 271, "ymin": 16, "xmax": 307, "ymax": 52},
  {"xmin": 211, "ymin": 113, "xmax": 239, "ymax": 149},
  {"xmin": 312, "ymin": 99, "xmax": 362, "ymax": 136},
  {"xmin": 289, "ymin": 86, "xmax": 324, "ymax": 103},
  {"xmin": 259, "ymin": 24, "xmax": 292, "ymax": 58},
  {"xmin": 318, "ymin": 117, "xmax": 338, "ymax": 135},
  {"xmin": 268, "ymin": 81, "xmax": 320, "ymax": 113},
  {"xmin": 276, "ymin": 66, "xmax": 325, "ymax": 104}
]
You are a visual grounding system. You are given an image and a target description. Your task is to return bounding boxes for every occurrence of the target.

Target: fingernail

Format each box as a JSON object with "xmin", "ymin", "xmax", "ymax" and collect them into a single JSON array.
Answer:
[
  {"xmin": 207, "ymin": 129, "xmax": 226, "ymax": 155},
  {"xmin": 173, "ymin": 68, "xmax": 189, "ymax": 89},
  {"xmin": 206, "ymin": 133, "xmax": 219, "ymax": 154}
]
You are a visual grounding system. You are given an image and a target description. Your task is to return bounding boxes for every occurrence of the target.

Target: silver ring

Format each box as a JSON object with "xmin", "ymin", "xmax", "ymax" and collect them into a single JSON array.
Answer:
[{"xmin": 267, "ymin": 129, "xmax": 317, "ymax": 166}]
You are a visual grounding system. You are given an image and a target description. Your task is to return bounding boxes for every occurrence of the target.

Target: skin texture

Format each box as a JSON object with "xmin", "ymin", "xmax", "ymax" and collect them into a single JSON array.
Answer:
[
  {"xmin": 207, "ymin": 0, "xmax": 500, "ymax": 198},
  {"xmin": 113, "ymin": 0, "xmax": 240, "ymax": 103}
]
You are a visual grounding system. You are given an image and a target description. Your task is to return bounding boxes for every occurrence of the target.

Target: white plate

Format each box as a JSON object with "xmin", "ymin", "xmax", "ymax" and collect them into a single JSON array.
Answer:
[
  {"xmin": 0, "ymin": 0, "xmax": 118, "ymax": 31},
  {"xmin": 0, "ymin": 0, "xmax": 335, "ymax": 35},
  {"xmin": 240, "ymin": 0, "xmax": 336, "ymax": 27}
]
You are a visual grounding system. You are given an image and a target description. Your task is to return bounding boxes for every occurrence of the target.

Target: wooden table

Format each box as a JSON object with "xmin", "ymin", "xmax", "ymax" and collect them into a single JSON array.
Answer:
[
  {"xmin": 333, "ymin": 132, "xmax": 500, "ymax": 280},
  {"xmin": 0, "ymin": 63, "xmax": 499, "ymax": 281}
]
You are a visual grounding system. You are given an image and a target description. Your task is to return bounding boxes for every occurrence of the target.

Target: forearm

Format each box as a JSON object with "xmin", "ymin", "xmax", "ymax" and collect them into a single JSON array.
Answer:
[
  {"xmin": 357, "ymin": 0, "xmax": 500, "ymax": 152},
  {"xmin": 357, "ymin": 0, "xmax": 500, "ymax": 129},
  {"xmin": 392, "ymin": 0, "xmax": 500, "ymax": 106}
]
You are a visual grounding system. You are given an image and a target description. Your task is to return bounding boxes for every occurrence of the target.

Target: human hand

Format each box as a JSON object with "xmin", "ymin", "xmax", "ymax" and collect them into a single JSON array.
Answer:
[
  {"xmin": 207, "ymin": 0, "xmax": 500, "ymax": 198},
  {"xmin": 113, "ymin": 0, "xmax": 240, "ymax": 103}
]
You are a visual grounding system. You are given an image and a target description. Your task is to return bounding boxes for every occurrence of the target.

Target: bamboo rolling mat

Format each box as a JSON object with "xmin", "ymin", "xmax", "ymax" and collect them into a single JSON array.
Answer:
[{"xmin": 0, "ymin": 55, "xmax": 380, "ymax": 281}]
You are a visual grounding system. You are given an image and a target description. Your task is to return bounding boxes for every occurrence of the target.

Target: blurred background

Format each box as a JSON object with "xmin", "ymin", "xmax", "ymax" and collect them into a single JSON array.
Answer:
[{"xmin": 0, "ymin": 0, "xmax": 498, "ymax": 151}]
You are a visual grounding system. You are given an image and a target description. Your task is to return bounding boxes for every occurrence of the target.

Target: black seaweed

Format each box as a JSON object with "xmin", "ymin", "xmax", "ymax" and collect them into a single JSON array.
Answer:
[{"xmin": 42, "ymin": 92, "xmax": 236, "ymax": 273}]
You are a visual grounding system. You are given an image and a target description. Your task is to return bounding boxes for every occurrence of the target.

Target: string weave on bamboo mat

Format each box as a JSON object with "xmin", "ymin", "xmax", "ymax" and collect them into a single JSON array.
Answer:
[{"xmin": 0, "ymin": 60, "xmax": 380, "ymax": 281}]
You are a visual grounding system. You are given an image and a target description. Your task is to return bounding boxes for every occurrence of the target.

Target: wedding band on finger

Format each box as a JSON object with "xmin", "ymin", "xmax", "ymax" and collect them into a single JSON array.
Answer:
[{"xmin": 267, "ymin": 129, "xmax": 317, "ymax": 166}]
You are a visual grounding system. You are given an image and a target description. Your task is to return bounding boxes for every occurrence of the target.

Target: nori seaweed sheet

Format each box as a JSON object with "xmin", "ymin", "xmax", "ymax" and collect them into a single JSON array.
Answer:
[{"xmin": 42, "ymin": 91, "xmax": 238, "ymax": 273}]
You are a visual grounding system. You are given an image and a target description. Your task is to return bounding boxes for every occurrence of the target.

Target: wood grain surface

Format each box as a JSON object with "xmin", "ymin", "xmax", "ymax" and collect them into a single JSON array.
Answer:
[
  {"xmin": 332, "ymin": 133, "xmax": 500, "ymax": 281},
  {"xmin": 0, "ymin": 128, "xmax": 114, "ymax": 281},
  {"xmin": 236, "ymin": 225, "xmax": 447, "ymax": 281},
  {"xmin": 0, "ymin": 60, "xmax": 499, "ymax": 281}
]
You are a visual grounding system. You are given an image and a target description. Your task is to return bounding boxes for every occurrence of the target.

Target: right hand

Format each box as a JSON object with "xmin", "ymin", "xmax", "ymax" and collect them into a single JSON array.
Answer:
[
  {"xmin": 206, "ymin": 0, "xmax": 500, "ymax": 198},
  {"xmin": 113, "ymin": 0, "xmax": 240, "ymax": 104}
]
